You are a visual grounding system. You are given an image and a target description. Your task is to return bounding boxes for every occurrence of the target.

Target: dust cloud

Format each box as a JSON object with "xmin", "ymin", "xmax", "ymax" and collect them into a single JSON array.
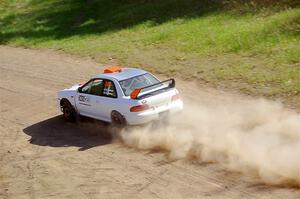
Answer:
[{"xmin": 120, "ymin": 95, "xmax": 300, "ymax": 186}]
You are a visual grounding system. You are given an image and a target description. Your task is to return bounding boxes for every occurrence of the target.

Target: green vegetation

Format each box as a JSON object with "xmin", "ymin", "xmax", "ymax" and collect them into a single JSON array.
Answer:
[{"xmin": 0, "ymin": 0, "xmax": 299, "ymax": 100}]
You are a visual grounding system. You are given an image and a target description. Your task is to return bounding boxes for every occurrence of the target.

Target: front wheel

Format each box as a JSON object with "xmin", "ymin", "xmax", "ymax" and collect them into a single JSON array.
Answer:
[{"xmin": 61, "ymin": 101, "xmax": 76, "ymax": 122}]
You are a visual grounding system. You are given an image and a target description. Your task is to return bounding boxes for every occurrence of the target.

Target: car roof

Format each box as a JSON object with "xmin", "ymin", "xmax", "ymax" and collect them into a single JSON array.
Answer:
[{"xmin": 94, "ymin": 68, "xmax": 147, "ymax": 81}]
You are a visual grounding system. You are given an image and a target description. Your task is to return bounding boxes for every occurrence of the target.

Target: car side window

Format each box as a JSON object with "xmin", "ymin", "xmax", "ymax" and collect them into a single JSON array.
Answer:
[
  {"xmin": 103, "ymin": 80, "xmax": 117, "ymax": 98},
  {"xmin": 81, "ymin": 79, "xmax": 104, "ymax": 96},
  {"xmin": 80, "ymin": 81, "xmax": 93, "ymax": 94}
]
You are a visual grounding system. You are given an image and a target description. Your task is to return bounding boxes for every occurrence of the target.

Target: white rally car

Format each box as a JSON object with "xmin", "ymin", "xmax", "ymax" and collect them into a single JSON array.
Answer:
[{"xmin": 57, "ymin": 66, "xmax": 183, "ymax": 126}]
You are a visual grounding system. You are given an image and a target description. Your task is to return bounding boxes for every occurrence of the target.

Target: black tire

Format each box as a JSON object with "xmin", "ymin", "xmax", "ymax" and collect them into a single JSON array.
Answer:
[
  {"xmin": 111, "ymin": 111, "xmax": 126, "ymax": 128},
  {"xmin": 61, "ymin": 100, "xmax": 76, "ymax": 122}
]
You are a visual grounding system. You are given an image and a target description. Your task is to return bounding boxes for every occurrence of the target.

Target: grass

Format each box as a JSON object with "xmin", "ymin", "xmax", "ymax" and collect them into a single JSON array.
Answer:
[{"xmin": 0, "ymin": 0, "xmax": 299, "ymax": 103}]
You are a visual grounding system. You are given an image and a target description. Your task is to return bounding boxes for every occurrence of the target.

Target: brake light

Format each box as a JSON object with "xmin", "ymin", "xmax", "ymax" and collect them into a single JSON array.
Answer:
[
  {"xmin": 130, "ymin": 105, "xmax": 149, "ymax": 112},
  {"xmin": 171, "ymin": 93, "xmax": 180, "ymax": 101}
]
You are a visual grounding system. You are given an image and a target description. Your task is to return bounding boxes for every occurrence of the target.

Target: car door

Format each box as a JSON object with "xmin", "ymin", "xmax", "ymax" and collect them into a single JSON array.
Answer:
[
  {"xmin": 92, "ymin": 79, "xmax": 119, "ymax": 122},
  {"xmin": 76, "ymin": 79, "xmax": 104, "ymax": 118}
]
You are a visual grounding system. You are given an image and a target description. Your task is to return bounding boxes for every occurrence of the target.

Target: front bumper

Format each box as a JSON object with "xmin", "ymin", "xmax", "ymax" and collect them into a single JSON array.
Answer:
[
  {"xmin": 57, "ymin": 98, "xmax": 62, "ymax": 112},
  {"xmin": 126, "ymin": 99, "xmax": 183, "ymax": 125}
]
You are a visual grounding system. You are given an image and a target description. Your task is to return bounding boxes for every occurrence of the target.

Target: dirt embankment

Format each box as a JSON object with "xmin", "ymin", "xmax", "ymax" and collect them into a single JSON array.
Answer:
[{"xmin": 0, "ymin": 46, "xmax": 299, "ymax": 198}]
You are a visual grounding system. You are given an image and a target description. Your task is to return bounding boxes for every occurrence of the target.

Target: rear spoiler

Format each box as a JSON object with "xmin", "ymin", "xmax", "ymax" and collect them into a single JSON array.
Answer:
[{"xmin": 130, "ymin": 78, "xmax": 175, "ymax": 99}]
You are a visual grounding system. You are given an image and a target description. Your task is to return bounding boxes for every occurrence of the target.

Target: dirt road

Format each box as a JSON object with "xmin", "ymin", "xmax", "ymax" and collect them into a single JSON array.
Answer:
[{"xmin": 0, "ymin": 46, "xmax": 299, "ymax": 199}]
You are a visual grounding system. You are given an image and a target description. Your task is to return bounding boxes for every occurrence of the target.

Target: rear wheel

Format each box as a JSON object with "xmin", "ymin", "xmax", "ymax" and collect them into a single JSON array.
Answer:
[
  {"xmin": 61, "ymin": 100, "xmax": 76, "ymax": 122},
  {"xmin": 111, "ymin": 111, "xmax": 126, "ymax": 128}
]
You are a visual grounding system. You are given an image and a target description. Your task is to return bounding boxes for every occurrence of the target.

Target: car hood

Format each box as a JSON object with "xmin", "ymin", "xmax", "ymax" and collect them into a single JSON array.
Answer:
[
  {"xmin": 58, "ymin": 83, "xmax": 81, "ymax": 97},
  {"xmin": 63, "ymin": 84, "xmax": 81, "ymax": 91}
]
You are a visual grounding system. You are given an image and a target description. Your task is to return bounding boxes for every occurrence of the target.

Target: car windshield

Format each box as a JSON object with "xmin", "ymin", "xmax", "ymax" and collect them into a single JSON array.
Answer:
[{"xmin": 119, "ymin": 73, "xmax": 161, "ymax": 96}]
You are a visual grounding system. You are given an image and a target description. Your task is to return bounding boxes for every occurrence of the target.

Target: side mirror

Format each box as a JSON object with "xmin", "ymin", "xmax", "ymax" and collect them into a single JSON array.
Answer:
[
  {"xmin": 77, "ymin": 82, "xmax": 86, "ymax": 93},
  {"xmin": 169, "ymin": 79, "xmax": 175, "ymax": 88}
]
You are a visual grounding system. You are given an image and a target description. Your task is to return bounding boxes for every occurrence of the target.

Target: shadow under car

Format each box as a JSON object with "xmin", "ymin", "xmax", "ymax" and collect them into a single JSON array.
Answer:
[{"xmin": 23, "ymin": 115, "xmax": 113, "ymax": 151}]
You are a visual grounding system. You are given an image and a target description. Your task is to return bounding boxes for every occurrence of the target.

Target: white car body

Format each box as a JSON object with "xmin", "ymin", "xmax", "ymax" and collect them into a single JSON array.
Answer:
[{"xmin": 57, "ymin": 67, "xmax": 183, "ymax": 125}]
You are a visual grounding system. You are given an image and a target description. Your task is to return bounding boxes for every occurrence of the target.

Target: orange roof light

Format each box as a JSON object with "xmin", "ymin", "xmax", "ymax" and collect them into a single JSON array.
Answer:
[{"xmin": 104, "ymin": 66, "xmax": 122, "ymax": 73}]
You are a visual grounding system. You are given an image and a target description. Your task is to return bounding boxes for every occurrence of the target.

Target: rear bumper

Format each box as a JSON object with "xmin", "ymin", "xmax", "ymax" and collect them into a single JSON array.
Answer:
[{"xmin": 126, "ymin": 99, "xmax": 183, "ymax": 125}]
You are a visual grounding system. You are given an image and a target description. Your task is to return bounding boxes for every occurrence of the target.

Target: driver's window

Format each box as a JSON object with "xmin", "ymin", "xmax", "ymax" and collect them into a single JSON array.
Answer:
[
  {"xmin": 80, "ymin": 79, "xmax": 104, "ymax": 96},
  {"xmin": 81, "ymin": 81, "xmax": 93, "ymax": 93}
]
